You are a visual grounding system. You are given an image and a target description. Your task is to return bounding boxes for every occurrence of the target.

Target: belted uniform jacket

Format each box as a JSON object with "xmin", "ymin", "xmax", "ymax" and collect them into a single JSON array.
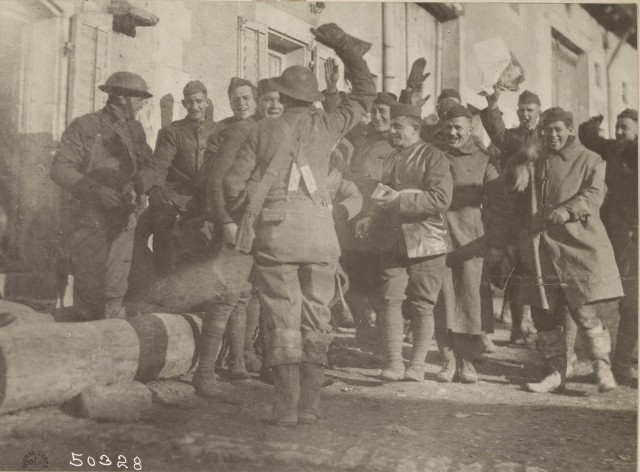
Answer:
[
  {"xmin": 514, "ymin": 136, "xmax": 624, "ymax": 310},
  {"xmin": 368, "ymin": 139, "xmax": 453, "ymax": 258},
  {"xmin": 51, "ymin": 106, "xmax": 156, "ymax": 229},
  {"xmin": 224, "ymin": 97, "xmax": 375, "ymax": 263}
]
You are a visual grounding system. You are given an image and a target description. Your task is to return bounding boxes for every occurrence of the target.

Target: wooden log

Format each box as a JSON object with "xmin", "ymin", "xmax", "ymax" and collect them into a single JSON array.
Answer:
[
  {"xmin": 0, "ymin": 313, "xmax": 202, "ymax": 415},
  {"xmin": 65, "ymin": 381, "xmax": 153, "ymax": 422}
]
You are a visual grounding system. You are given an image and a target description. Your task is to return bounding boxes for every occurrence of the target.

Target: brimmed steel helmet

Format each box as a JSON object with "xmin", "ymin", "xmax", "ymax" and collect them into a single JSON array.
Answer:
[
  {"xmin": 98, "ymin": 71, "xmax": 152, "ymax": 98},
  {"xmin": 266, "ymin": 66, "xmax": 324, "ymax": 103}
]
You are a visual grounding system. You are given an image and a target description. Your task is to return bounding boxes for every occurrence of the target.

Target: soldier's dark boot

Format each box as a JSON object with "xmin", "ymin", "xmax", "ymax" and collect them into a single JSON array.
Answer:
[
  {"xmin": 583, "ymin": 324, "xmax": 617, "ymax": 392},
  {"xmin": 270, "ymin": 364, "xmax": 300, "ymax": 427},
  {"xmin": 311, "ymin": 23, "xmax": 371, "ymax": 59},
  {"xmin": 455, "ymin": 334, "xmax": 478, "ymax": 384},
  {"xmin": 193, "ymin": 315, "xmax": 228, "ymax": 398},
  {"xmin": 612, "ymin": 300, "xmax": 638, "ymax": 384},
  {"xmin": 435, "ymin": 328, "xmax": 456, "ymax": 383},
  {"xmin": 244, "ymin": 293, "xmax": 262, "ymax": 373},
  {"xmin": 226, "ymin": 305, "xmax": 251, "ymax": 381},
  {"xmin": 379, "ymin": 304, "xmax": 405, "ymax": 381},
  {"xmin": 526, "ymin": 327, "xmax": 567, "ymax": 393},
  {"xmin": 298, "ymin": 363, "xmax": 324, "ymax": 425},
  {"xmin": 405, "ymin": 314, "xmax": 433, "ymax": 382}
]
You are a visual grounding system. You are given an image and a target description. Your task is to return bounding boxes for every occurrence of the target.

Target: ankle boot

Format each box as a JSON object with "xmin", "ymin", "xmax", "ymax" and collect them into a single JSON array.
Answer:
[
  {"xmin": 613, "ymin": 300, "xmax": 638, "ymax": 384},
  {"xmin": 379, "ymin": 303, "xmax": 405, "ymax": 381},
  {"xmin": 298, "ymin": 363, "xmax": 324, "ymax": 425},
  {"xmin": 405, "ymin": 314, "xmax": 433, "ymax": 382},
  {"xmin": 435, "ymin": 329, "xmax": 456, "ymax": 383},
  {"xmin": 526, "ymin": 327, "xmax": 567, "ymax": 393},
  {"xmin": 243, "ymin": 293, "xmax": 262, "ymax": 373},
  {"xmin": 271, "ymin": 364, "xmax": 300, "ymax": 427},
  {"xmin": 226, "ymin": 303, "xmax": 250, "ymax": 381},
  {"xmin": 583, "ymin": 324, "xmax": 617, "ymax": 392},
  {"xmin": 193, "ymin": 314, "xmax": 228, "ymax": 398},
  {"xmin": 455, "ymin": 334, "xmax": 478, "ymax": 384}
]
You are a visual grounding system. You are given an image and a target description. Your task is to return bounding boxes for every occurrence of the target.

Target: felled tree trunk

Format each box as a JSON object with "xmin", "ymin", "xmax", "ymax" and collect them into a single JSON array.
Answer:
[{"xmin": 0, "ymin": 313, "xmax": 201, "ymax": 415}]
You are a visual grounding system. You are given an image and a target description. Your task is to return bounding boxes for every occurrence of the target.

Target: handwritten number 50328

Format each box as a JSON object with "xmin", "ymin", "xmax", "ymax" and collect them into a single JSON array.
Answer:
[{"xmin": 70, "ymin": 453, "xmax": 141, "ymax": 470}]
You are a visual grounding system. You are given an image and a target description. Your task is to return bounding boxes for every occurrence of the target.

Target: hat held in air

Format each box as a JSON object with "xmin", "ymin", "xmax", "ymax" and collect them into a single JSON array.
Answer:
[
  {"xmin": 267, "ymin": 66, "xmax": 324, "ymax": 103},
  {"xmin": 99, "ymin": 71, "xmax": 152, "ymax": 98}
]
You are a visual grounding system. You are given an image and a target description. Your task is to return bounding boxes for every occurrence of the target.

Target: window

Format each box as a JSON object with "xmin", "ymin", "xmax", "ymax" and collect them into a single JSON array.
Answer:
[
  {"xmin": 594, "ymin": 62, "xmax": 602, "ymax": 88},
  {"xmin": 267, "ymin": 31, "xmax": 307, "ymax": 77},
  {"xmin": 268, "ymin": 52, "xmax": 283, "ymax": 78}
]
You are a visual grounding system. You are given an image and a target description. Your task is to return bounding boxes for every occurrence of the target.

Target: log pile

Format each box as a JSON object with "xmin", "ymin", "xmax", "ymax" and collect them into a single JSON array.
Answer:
[{"xmin": 0, "ymin": 312, "xmax": 202, "ymax": 415}]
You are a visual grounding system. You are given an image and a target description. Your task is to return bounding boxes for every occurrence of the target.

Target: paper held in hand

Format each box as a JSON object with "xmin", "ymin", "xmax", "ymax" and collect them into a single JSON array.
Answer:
[{"xmin": 473, "ymin": 37, "xmax": 525, "ymax": 95}]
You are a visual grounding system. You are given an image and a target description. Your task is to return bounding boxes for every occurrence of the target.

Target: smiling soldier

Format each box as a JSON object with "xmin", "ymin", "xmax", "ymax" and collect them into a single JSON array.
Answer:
[
  {"xmin": 356, "ymin": 103, "xmax": 453, "ymax": 382},
  {"xmin": 508, "ymin": 107, "xmax": 623, "ymax": 394},
  {"xmin": 148, "ymin": 80, "xmax": 218, "ymax": 274}
]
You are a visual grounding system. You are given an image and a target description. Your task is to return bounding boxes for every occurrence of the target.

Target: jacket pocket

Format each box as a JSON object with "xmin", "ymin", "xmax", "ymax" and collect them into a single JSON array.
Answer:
[{"xmin": 260, "ymin": 207, "xmax": 286, "ymax": 224}]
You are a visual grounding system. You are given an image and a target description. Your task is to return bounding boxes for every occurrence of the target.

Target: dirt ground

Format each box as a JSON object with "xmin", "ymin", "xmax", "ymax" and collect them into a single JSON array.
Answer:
[{"xmin": 0, "ymin": 318, "xmax": 636, "ymax": 472}]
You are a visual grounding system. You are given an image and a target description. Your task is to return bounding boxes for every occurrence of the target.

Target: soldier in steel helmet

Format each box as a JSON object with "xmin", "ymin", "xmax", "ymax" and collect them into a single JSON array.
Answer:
[
  {"xmin": 51, "ymin": 71, "xmax": 163, "ymax": 319},
  {"xmin": 224, "ymin": 23, "xmax": 375, "ymax": 427}
]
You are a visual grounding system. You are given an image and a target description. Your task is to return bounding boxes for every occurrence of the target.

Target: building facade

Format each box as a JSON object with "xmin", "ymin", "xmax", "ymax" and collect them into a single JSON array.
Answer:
[{"xmin": 0, "ymin": 0, "xmax": 636, "ymax": 301}]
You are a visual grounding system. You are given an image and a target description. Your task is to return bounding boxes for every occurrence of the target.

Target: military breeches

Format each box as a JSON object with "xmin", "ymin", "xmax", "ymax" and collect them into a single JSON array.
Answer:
[
  {"xmin": 531, "ymin": 291, "xmax": 616, "ymax": 333},
  {"xmin": 254, "ymin": 258, "xmax": 336, "ymax": 367},
  {"xmin": 380, "ymin": 253, "xmax": 445, "ymax": 319},
  {"xmin": 68, "ymin": 223, "xmax": 135, "ymax": 319}
]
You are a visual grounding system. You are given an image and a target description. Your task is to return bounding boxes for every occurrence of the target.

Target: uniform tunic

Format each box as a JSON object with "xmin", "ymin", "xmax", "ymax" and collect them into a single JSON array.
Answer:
[
  {"xmin": 51, "ymin": 106, "xmax": 157, "ymax": 318},
  {"xmin": 151, "ymin": 117, "xmax": 219, "ymax": 211},
  {"xmin": 435, "ymin": 137, "xmax": 509, "ymax": 334},
  {"xmin": 224, "ymin": 59, "xmax": 375, "ymax": 367}
]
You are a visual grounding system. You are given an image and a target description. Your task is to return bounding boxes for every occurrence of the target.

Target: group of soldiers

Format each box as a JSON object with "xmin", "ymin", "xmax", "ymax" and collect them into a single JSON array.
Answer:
[{"xmin": 51, "ymin": 23, "xmax": 637, "ymax": 428}]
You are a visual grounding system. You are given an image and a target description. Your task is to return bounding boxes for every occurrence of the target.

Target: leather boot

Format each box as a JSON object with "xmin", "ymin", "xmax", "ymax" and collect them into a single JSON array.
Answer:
[
  {"xmin": 455, "ymin": 334, "xmax": 478, "ymax": 384},
  {"xmin": 311, "ymin": 23, "xmax": 371, "ymax": 59},
  {"xmin": 379, "ymin": 303, "xmax": 405, "ymax": 381},
  {"xmin": 583, "ymin": 324, "xmax": 617, "ymax": 392},
  {"xmin": 193, "ymin": 315, "xmax": 227, "ymax": 398},
  {"xmin": 271, "ymin": 364, "xmax": 300, "ymax": 427},
  {"xmin": 298, "ymin": 363, "xmax": 324, "ymax": 425},
  {"xmin": 226, "ymin": 303, "xmax": 250, "ymax": 381},
  {"xmin": 526, "ymin": 327, "xmax": 567, "ymax": 393},
  {"xmin": 405, "ymin": 314, "xmax": 434, "ymax": 382},
  {"xmin": 244, "ymin": 293, "xmax": 262, "ymax": 373},
  {"xmin": 435, "ymin": 329, "xmax": 456, "ymax": 382},
  {"xmin": 612, "ymin": 299, "xmax": 638, "ymax": 384}
]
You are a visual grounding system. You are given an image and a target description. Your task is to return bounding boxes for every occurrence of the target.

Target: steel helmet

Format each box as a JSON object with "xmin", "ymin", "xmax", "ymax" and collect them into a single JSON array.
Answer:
[
  {"xmin": 266, "ymin": 66, "xmax": 324, "ymax": 103},
  {"xmin": 98, "ymin": 71, "xmax": 152, "ymax": 98}
]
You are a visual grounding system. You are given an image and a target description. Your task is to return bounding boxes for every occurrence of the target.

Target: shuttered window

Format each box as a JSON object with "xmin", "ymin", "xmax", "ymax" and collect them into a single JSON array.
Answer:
[{"xmin": 237, "ymin": 17, "xmax": 268, "ymax": 83}]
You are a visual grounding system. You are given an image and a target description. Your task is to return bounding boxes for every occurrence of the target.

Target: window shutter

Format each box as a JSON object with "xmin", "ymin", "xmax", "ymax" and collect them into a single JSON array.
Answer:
[
  {"xmin": 237, "ymin": 17, "xmax": 268, "ymax": 83},
  {"xmin": 67, "ymin": 13, "xmax": 112, "ymax": 122}
]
